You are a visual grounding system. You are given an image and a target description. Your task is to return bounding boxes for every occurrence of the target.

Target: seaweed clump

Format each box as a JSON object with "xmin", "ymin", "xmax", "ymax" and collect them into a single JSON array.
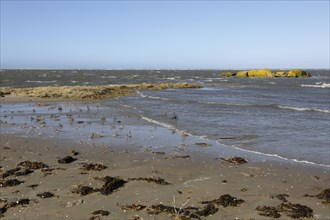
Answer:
[
  {"xmin": 316, "ymin": 188, "xmax": 330, "ymax": 204},
  {"xmin": 0, "ymin": 179, "xmax": 24, "ymax": 187},
  {"xmin": 202, "ymin": 194, "xmax": 244, "ymax": 207},
  {"xmin": 129, "ymin": 177, "xmax": 171, "ymax": 185},
  {"xmin": 58, "ymin": 156, "xmax": 77, "ymax": 164},
  {"xmin": 221, "ymin": 157, "xmax": 248, "ymax": 165},
  {"xmin": 72, "ymin": 185, "xmax": 98, "ymax": 196},
  {"xmin": 256, "ymin": 206, "xmax": 281, "ymax": 218},
  {"xmin": 256, "ymin": 202, "xmax": 314, "ymax": 219},
  {"xmin": 80, "ymin": 163, "xmax": 107, "ymax": 171},
  {"xmin": 97, "ymin": 176, "xmax": 127, "ymax": 195},
  {"xmin": 17, "ymin": 161, "xmax": 48, "ymax": 170},
  {"xmin": 37, "ymin": 192, "xmax": 54, "ymax": 198},
  {"xmin": 278, "ymin": 203, "xmax": 313, "ymax": 219}
]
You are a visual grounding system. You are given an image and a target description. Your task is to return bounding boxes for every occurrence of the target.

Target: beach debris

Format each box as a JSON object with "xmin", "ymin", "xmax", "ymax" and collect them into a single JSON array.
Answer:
[
  {"xmin": 72, "ymin": 185, "xmax": 98, "ymax": 196},
  {"xmin": 201, "ymin": 194, "xmax": 244, "ymax": 207},
  {"xmin": 80, "ymin": 163, "xmax": 107, "ymax": 171},
  {"xmin": 194, "ymin": 143, "xmax": 211, "ymax": 147},
  {"xmin": 118, "ymin": 203, "xmax": 147, "ymax": 211},
  {"xmin": 129, "ymin": 177, "xmax": 171, "ymax": 185},
  {"xmin": 37, "ymin": 192, "xmax": 54, "ymax": 198},
  {"xmin": 17, "ymin": 160, "xmax": 48, "ymax": 170},
  {"xmin": 278, "ymin": 202, "xmax": 313, "ymax": 219},
  {"xmin": 256, "ymin": 205, "xmax": 281, "ymax": 218},
  {"xmin": 91, "ymin": 210, "xmax": 110, "ymax": 216},
  {"xmin": 317, "ymin": 188, "xmax": 330, "ymax": 203},
  {"xmin": 58, "ymin": 156, "xmax": 77, "ymax": 164},
  {"xmin": 96, "ymin": 176, "xmax": 127, "ymax": 195},
  {"xmin": 0, "ymin": 179, "xmax": 24, "ymax": 187},
  {"xmin": 221, "ymin": 157, "xmax": 248, "ymax": 165}
]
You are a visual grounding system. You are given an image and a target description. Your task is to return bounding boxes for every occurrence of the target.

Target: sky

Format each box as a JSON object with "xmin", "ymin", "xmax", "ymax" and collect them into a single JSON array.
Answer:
[{"xmin": 0, "ymin": 0, "xmax": 329, "ymax": 69}]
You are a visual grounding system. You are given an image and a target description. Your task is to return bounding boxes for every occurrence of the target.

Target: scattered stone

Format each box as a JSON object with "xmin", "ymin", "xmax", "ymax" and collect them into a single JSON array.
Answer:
[
  {"xmin": 202, "ymin": 194, "xmax": 244, "ymax": 207},
  {"xmin": 256, "ymin": 206, "xmax": 281, "ymax": 218},
  {"xmin": 316, "ymin": 188, "xmax": 330, "ymax": 204},
  {"xmin": 278, "ymin": 203, "xmax": 313, "ymax": 219},
  {"xmin": 221, "ymin": 157, "xmax": 248, "ymax": 165},
  {"xmin": 89, "ymin": 216, "xmax": 100, "ymax": 220},
  {"xmin": 17, "ymin": 160, "xmax": 48, "ymax": 170},
  {"xmin": 129, "ymin": 177, "xmax": 171, "ymax": 185},
  {"xmin": 118, "ymin": 203, "xmax": 147, "ymax": 211},
  {"xmin": 0, "ymin": 179, "xmax": 24, "ymax": 187},
  {"xmin": 37, "ymin": 192, "xmax": 54, "ymax": 198},
  {"xmin": 72, "ymin": 185, "xmax": 97, "ymax": 196},
  {"xmin": 58, "ymin": 156, "xmax": 77, "ymax": 164},
  {"xmin": 91, "ymin": 210, "xmax": 110, "ymax": 216},
  {"xmin": 80, "ymin": 163, "xmax": 107, "ymax": 171}
]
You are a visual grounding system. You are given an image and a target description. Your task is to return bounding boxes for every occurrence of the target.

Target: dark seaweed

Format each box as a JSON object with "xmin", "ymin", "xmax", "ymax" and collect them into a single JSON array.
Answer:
[
  {"xmin": 58, "ymin": 156, "xmax": 77, "ymax": 164},
  {"xmin": 17, "ymin": 161, "xmax": 48, "ymax": 170}
]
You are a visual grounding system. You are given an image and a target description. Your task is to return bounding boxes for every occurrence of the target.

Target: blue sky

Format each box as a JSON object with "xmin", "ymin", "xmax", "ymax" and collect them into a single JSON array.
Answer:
[{"xmin": 1, "ymin": 1, "xmax": 329, "ymax": 69}]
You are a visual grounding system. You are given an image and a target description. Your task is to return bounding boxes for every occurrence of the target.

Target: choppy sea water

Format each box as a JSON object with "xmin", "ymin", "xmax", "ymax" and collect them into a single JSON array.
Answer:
[{"xmin": 1, "ymin": 69, "xmax": 329, "ymax": 166}]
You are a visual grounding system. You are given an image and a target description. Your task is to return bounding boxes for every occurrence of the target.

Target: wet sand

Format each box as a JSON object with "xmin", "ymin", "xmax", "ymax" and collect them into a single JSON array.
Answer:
[{"xmin": 0, "ymin": 95, "xmax": 329, "ymax": 219}]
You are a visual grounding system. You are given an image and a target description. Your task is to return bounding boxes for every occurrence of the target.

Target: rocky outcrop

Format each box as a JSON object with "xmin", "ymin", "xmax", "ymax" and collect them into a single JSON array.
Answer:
[
  {"xmin": 222, "ymin": 69, "xmax": 311, "ymax": 78},
  {"xmin": 287, "ymin": 69, "xmax": 311, "ymax": 78},
  {"xmin": 0, "ymin": 83, "xmax": 202, "ymax": 100}
]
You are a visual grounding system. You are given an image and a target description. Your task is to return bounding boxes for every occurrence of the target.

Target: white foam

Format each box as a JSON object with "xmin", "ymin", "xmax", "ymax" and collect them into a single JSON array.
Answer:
[
  {"xmin": 216, "ymin": 140, "xmax": 330, "ymax": 168},
  {"xmin": 301, "ymin": 82, "xmax": 330, "ymax": 88},
  {"xmin": 136, "ymin": 91, "xmax": 170, "ymax": 101},
  {"xmin": 278, "ymin": 106, "xmax": 330, "ymax": 114},
  {"xmin": 25, "ymin": 80, "xmax": 57, "ymax": 83}
]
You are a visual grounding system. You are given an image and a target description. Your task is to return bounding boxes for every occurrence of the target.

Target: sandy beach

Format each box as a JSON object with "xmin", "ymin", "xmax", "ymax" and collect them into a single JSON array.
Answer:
[{"xmin": 0, "ymin": 92, "xmax": 329, "ymax": 220}]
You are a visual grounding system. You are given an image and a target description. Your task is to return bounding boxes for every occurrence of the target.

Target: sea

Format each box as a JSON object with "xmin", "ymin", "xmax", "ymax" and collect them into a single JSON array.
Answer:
[{"xmin": 1, "ymin": 69, "xmax": 329, "ymax": 167}]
